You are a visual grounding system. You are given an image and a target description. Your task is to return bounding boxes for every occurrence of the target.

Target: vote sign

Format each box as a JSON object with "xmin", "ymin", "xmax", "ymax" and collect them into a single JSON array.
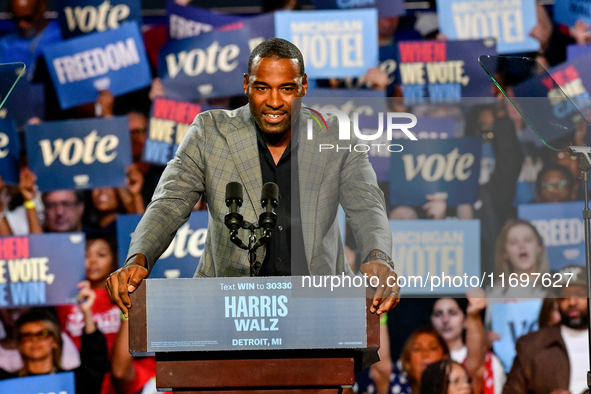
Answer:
[
  {"xmin": 390, "ymin": 219, "xmax": 481, "ymax": 295},
  {"xmin": 158, "ymin": 29, "xmax": 251, "ymax": 100},
  {"xmin": 56, "ymin": 0, "xmax": 142, "ymax": 39},
  {"xmin": 436, "ymin": 0, "xmax": 539, "ymax": 54},
  {"xmin": 0, "ymin": 233, "xmax": 86, "ymax": 308},
  {"xmin": 390, "ymin": 136, "xmax": 482, "ymax": 206},
  {"xmin": 43, "ymin": 22, "xmax": 152, "ymax": 109},
  {"xmin": 518, "ymin": 202, "xmax": 586, "ymax": 270},
  {"xmin": 0, "ymin": 118, "xmax": 19, "ymax": 184},
  {"xmin": 274, "ymin": 9, "xmax": 379, "ymax": 79},
  {"xmin": 117, "ymin": 211, "xmax": 209, "ymax": 278},
  {"xmin": 26, "ymin": 116, "xmax": 132, "ymax": 191}
]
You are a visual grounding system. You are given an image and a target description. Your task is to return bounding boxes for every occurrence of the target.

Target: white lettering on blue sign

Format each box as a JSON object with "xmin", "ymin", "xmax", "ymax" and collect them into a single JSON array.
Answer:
[
  {"xmin": 165, "ymin": 41, "xmax": 240, "ymax": 78},
  {"xmin": 52, "ymin": 38, "xmax": 140, "ymax": 84},
  {"xmin": 0, "ymin": 132, "xmax": 9, "ymax": 159},
  {"xmin": 402, "ymin": 148, "xmax": 475, "ymax": 182},
  {"xmin": 159, "ymin": 224, "xmax": 206, "ymax": 259},
  {"xmin": 38, "ymin": 130, "xmax": 119, "ymax": 167},
  {"xmin": 531, "ymin": 218, "xmax": 584, "ymax": 247},
  {"xmin": 64, "ymin": 0, "xmax": 131, "ymax": 33},
  {"xmin": 169, "ymin": 14, "xmax": 213, "ymax": 39}
]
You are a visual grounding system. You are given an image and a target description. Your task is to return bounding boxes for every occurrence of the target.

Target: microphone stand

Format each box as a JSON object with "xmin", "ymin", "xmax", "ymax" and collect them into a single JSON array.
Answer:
[
  {"xmin": 567, "ymin": 146, "xmax": 591, "ymax": 391},
  {"xmin": 228, "ymin": 219, "xmax": 274, "ymax": 277}
]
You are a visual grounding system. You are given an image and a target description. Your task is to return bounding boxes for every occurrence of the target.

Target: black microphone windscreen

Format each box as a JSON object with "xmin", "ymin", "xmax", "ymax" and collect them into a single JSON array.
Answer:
[
  {"xmin": 226, "ymin": 182, "xmax": 243, "ymax": 202},
  {"xmin": 261, "ymin": 182, "xmax": 279, "ymax": 202}
]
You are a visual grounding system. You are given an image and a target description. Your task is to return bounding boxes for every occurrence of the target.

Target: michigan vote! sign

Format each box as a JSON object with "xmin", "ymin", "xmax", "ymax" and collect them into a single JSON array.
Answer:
[
  {"xmin": 274, "ymin": 9, "xmax": 379, "ymax": 79},
  {"xmin": 43, "ymin": 21, "xmax": 152, "ymax": 109},
  {"xmin": 436, "ymin": 0, "xmax": 539, "ymax": 54},
  {"xmin": 0, "ymin": 234, "xmax": 85, "ymax": 308},
  {"xmin": 26, "ymin": 116, "xmax": 132, "ymax": 191}
]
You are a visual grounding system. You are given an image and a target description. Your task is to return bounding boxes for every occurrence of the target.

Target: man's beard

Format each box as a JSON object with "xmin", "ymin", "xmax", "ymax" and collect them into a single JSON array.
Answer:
[{"xmin": 561, "ymin": 309, "xmax": 589, "ymax": 329}]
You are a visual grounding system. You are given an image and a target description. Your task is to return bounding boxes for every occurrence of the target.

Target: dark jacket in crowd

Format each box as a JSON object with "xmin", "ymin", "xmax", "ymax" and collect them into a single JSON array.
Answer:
[
  {"xmin": 503, "ymin": 325, "xmax": 570, "ymax": 394},
  {"xmin": 0, "ymin": 329, "xmax": 110, "ymax": 394}
]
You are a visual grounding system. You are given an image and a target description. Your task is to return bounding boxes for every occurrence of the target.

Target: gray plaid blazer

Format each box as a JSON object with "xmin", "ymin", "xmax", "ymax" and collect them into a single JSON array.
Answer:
[{"xmin": 126, "ymin": 104, "xmax": 392, "ymax": 277}]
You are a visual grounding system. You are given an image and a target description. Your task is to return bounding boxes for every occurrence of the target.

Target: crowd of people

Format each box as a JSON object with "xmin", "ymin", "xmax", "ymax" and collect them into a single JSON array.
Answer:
[{"xmin": 0, "ymin": 0, "xmax": 590, "ymax": 393}]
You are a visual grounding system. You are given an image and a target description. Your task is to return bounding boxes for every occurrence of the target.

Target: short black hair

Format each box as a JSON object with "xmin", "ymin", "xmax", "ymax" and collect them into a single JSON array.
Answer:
[
  {"xmin": 536, "ymin": 163, "xmax": 575, "ymax": 192},
  {"xmin": 248, "ymin": 38, "xmax": 305, "ymax": 77}
]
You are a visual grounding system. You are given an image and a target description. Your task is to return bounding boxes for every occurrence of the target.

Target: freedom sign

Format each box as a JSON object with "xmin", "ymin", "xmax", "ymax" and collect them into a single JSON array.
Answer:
[
  {"xmin": 554, "ymin": 0, "xmax": 591, "ymax": 27},
  {"xmin": 0, "ymin": 372, "xmax": 75, "ymax": 394},
  {"xmin": 436, "ymin": 0, "xmax": 539, "ymax": 54},
  {"xmin": 56, "ymin": 0, "xmax": 142, "ymax": 39},
  {"xmin": 518, "ymin": 202, "xmax": 585, "ymax": 270},
  {"xmin": 143, "ymin": 97, "xmax": 208, "ymax": 166},
  {"xmin": 0, "ymin": 118, "xmax": 19, "ymax": 185},
  {"xmin": 312, "ymin": 0, "xmax": 405, "ymax": 17},
  {"xmin": 398, "ymin": 39, "xmax": 496, "ymax": 99},
  {"xmin": 167, "ymin": 0, "xmax": 243, "ymax": 40},
  {"xmin": 158, "ymin": 29, "xmax": 251, "ymax": 100},
  {"xmin": 390, "ymin": 136, "xmax": 482, "ymax": 206},
  {"xmin": 274, "ymin": 9, "xmax": 379, "ymax": 79},
  {"xmin": 26, "ymin": 116, "xmax": 132, "ymax": 191},
  {"xmin": 117, "ymin": 211, "xmax": 209, "ymax": 279},
  {"xmin": 43, "ymin": 21, "xmax": 152, "ymax": 109},
  {"xmin": 0, "ymin": 233, "xmax": 85, "ymax": 308},
  {"xmin": 389, "ymin": 219, "xmax": 481, "ymax": 295},
  {"xmin": 491, "ymin": 300, "xmax": 542, "ymax": 372}
]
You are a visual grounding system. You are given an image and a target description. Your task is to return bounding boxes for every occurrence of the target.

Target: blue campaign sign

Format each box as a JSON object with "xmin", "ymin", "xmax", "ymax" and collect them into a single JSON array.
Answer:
[
  {"xmin": 398, "ymin": 39, "xmax": 496, "ymax": 100},
  {"xmin": 42, "ymin": 22, "xmax": 152, "ymax": 110},
  {"xmin": 158, "ymin": 29, "xmax": 251, "ymax": 101},
  {"xmin": 216, "ymin": 12, "xmax": 276, "ymax": 52},
  {"xmin": 274, "ymin": 9, "xmax": 379, "ymax": 79},
  {"xmin": 436, "ymin": 0, "xmax": 539, "ymax": 54},
  {"xmin": 312, "ymin": 0, "xmax": 405, "ymax": 17},
  {"xmin": 117, "ymin": 211, "xmax": 209, "ymax": 278},
  {"xmin": 389, "ymin": 220, "xmax": 481, "ymax": 295},
  {"xmin": 143, "ymin": 97, "xmax": 208, "ymax": 166},
  {"xmin": 0, "ymin": 233, "xmax": 86, "ymax": 308},
  {"xmin": 390, "ymin": 136, "xmax": 482, "ymax": 206},
  {"xmin": 0, "ymin": 372, "xmax": 75, "ymax": 393},
  {"xmin": 56, "ymin": 0, "xmax": 142, "ymax": 39},
  {"xmin": 555, "ymin": 0, "xmax": 591, "ymax": 27},
  {"xmin": 491, "ymin": 300, "xmax": 542, "ymax": 372},
  {"xmin": 167, "ymin": 0, "xmax": 243, "ymax": 40},
  {"xmin": 0, "ymin": 118, "xmax": 19, "ymax": 185},
  {"xmin": 26, "ymin": 116, "xmax": 132, "ymax": 191},
  {"xmin": 567, "ymin": 44, "xmax": 591, "ymax": 61},
  {"xmin": 518, "ymin": 202, "xmax": 585, "ymax": 270}
]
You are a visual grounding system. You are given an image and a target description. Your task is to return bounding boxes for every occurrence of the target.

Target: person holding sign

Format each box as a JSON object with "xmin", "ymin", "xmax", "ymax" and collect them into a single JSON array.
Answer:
[
  {"xmin": 107, "ymin": 38, "xmax": 399, "ymax": 316},
  {"xmin": 0, "ymin": 282, "xmax": 110, "ymax": 394}
]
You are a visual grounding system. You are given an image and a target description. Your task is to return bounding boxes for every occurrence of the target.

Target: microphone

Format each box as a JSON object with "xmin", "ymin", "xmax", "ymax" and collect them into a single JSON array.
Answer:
[
  {"xmin": 225, "ymin": 182, "xmax": 244, "ymax": 232},
  {"xmin": 259, "ymin": 182, "xmax": 278, "ymax": 231}
]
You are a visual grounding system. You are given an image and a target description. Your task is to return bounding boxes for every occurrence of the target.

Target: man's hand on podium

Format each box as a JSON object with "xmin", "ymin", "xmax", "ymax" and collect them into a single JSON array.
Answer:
[
  {"xmin": 106, "ymin": 253, "xmax": 149, "ymax": 318},
  {"xmin": 360, "ymin": 261, "xmax": 400, "ymax": 315}
]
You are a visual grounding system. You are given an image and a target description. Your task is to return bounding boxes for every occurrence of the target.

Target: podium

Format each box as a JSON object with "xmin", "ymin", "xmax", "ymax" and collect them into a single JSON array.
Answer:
[{"xmin": 128, "ymin": 276, "xmax": 380, "ymax": 393}]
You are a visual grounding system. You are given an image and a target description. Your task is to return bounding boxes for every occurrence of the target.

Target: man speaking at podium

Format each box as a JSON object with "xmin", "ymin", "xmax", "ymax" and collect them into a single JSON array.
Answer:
[{"xmin": 107, "ymin": 38, "xmax": 399, "ymax": 317}]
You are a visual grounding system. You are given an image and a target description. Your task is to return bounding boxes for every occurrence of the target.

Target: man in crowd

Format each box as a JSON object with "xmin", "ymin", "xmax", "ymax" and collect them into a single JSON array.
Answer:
[
  {"xmin": 42, "ymin": 190, "xmax": 85, "ymax": 233},
  {"xmin": 107, "ymin": 38, "xmax": 400, "ymax": 317},
  {"xmin": 503, "ymin": 265, "xmax": 589, "ymax": 394},
  {"xmin": 0, "ymin": 0, "xmax": 61, "ymax": 74}
]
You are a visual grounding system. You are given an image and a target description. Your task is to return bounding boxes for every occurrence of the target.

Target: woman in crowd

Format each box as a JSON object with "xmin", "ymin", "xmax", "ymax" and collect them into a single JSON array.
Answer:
[
  {"xmin": 0, "ymin": 285, "xmax": 109, "ymax": 394},
  {"xmin": 431, "ymin": 294, "xmax": 505, "ymax": 394},
  {"xmin": 353, "ymin": 327, "xmax": 450, "ymax": 394},
  {"xmin": 57, "ymin": 234, "xmax": 122, "ymax": 394},
  {"xmin": 488, "ymin": 218, "xmax": 550, "ymax": 300},
  {"xmin": 420, "ymin": 359, "xmax": 472, "ymax": 394},
  {"xmin": 538, "ymin": 297, "xmax": 561, "ymax": 329}
]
